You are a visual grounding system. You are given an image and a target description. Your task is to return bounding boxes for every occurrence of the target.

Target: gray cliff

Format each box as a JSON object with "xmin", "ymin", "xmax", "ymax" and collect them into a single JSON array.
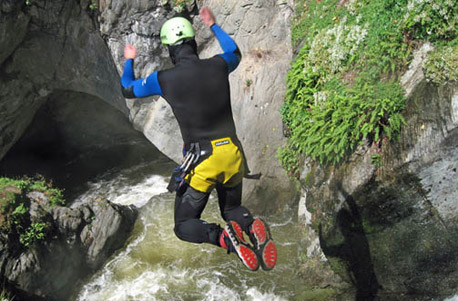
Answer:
[
  {"xmin": 0, "ymin": 0, "xmax": 128, "ymax": 162},
  {"xmin": 298, "ymin": 44, "xmax": 458, "ymax": 299}
]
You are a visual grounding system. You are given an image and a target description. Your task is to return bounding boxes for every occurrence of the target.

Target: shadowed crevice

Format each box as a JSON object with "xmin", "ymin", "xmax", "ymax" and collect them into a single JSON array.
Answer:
[{"xmin": 319, "ymin": 185, "xmax": 380, "ymax": 300}]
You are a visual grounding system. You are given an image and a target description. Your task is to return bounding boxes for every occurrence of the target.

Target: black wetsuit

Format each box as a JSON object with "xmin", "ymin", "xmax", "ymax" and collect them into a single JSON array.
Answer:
[{"xmin": 121, "ymin": 24, "xmax": 254, "ymax": 246}]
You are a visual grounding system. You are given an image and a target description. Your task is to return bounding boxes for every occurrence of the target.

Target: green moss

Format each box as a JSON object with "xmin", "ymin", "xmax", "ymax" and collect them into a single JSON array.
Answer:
[
  {"xmin": 304, "ymin": 165, "xmax": 316, "ymax": 187},
  {"xmin": 371, "ymin": 154, "xmax": 383, "ymax": 167},
  {"xmin": 424, "ymin": 42, "xmax": 458, "ymax": 85},
  {"xmin": 361, "ymin": 217, "xmax": 384, "ymax": 234}
]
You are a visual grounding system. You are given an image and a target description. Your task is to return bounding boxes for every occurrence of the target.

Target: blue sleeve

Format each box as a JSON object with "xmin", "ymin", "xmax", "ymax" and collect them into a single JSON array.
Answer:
[
  {"xmin": 120, "ymin": 59, "xmax": 163, "ymax": 98},
  {"xmin": 211, "ymin": 24, "xmax": 241, "ymax": 73}
]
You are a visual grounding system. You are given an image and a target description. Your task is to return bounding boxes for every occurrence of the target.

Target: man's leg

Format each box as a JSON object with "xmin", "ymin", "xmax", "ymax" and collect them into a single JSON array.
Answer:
[
  {"xmin": 216, "ymin": 182, "xmax": 254, "ymax": 233},
  {"xmin": 174, "ymin": 185, "xmax": 222, "ymax": 246}
]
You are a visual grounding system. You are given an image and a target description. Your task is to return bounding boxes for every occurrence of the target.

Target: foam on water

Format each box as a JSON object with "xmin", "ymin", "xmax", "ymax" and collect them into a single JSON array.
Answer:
[
  {"xmin": 72, "ymin": 163, "xmax": 169, "ymax": 208},
  {"xmin": 74, "ymin": 162, "xmax": 298, "ymax": 300}
]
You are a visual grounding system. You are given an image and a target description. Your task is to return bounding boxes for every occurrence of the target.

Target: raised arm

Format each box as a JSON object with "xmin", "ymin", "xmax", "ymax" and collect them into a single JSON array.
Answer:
[
  {"xmin": 200, "ymin": 7, "xmax": 241, "ymax": 73},
  {"xmin": 120, "ymin": 44, "xmax": 163, "ymax": 98}
]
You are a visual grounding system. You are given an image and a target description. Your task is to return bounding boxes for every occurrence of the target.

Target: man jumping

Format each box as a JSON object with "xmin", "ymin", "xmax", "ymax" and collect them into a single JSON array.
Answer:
[{"xmin": 120, "ymin": 7, "xmax": 277, "ymax": 271}]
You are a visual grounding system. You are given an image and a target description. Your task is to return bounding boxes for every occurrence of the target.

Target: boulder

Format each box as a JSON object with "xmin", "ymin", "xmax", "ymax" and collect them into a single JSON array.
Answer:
[{"xmin": 0, "ymin": 192, "xmax": 137, "ymax": 300}]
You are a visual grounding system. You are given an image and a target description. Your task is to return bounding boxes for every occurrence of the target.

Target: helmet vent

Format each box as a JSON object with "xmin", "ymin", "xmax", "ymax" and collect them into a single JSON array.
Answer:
[{"xmin": 160, "ymin": 17, "xmax": 195, "ymax": 46}]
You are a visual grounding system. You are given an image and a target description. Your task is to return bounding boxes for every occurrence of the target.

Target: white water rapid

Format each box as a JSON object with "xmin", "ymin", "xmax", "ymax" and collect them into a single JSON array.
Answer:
[{"xmin": 73, "ymin": 160, "xmax": 300, "ymax": 300}]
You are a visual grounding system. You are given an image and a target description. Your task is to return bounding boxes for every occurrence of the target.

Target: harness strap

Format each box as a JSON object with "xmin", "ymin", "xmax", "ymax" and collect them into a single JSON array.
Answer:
[{"xmin": 231, "ymin": 137, "xmax": 262, "ymax": 180}]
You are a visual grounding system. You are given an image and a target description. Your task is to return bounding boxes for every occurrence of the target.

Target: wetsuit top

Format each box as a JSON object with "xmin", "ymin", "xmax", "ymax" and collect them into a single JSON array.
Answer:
[{"xmin": 121, "ymin": 24, "xmax": 241, "ymax": 144}]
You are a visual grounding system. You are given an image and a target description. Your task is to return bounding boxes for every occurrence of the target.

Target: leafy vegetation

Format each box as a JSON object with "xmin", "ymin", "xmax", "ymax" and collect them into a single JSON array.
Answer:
[
  {"xmin": 0, "ymin": 288, "xmax": 14, "ymax": 301},
  {"xmin": 168, "ymin": 0, "xmax": 194, "ymax": 13},
  {"xmin": 403, "ymin": 0, "xmax": 458, "ymax": 42},
  {"xmin": 280, "ymin": 0, "xmax": 458, "ymax": 174},
  {"xmin": 371, "ymin": 154, "xmax": 383, "ymax": 167},
  {"xmin": 0, "ymin": 176, "xmax": 65, "ymax": 247},
  {"xmin": 89, "ymin": 0, "xmax": 98, "ymax": 11},
  {"xmin": 424, "ymin": 41, "xmax": 458, "ymax": 84}
]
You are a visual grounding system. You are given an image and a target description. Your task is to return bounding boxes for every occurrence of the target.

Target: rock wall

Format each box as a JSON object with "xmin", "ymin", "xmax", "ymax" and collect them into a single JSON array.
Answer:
[
  {"xmin": 0, "ymin": 0, "xmax": 128, "ymax": 162},
  {"xmin": 203, "ymin": 0, "xmax": 297, "ymax": 211},
  {"xmin": 299, "ymin": 44, "xmax": 458, "ymax": 299},
  {"xmin": 99, "ymin": 0, "xmax": 297, "ymax": 211}
]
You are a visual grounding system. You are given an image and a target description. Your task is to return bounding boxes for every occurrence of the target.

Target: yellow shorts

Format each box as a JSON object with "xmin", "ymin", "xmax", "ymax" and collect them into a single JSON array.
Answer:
[{"xmin": 185, "ymin": 137, "xmax": 245, "ymax": 193}]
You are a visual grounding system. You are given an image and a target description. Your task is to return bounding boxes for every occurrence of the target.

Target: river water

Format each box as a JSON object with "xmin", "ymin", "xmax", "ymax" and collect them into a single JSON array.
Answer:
[{"xmin": 71, "ymin": 159, "xmax": 301, "ymax": 300}]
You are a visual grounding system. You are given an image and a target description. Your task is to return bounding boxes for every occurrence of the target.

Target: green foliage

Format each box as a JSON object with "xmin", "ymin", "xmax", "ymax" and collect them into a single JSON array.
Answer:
[
  {"xmin": 277, "ymin": 144, "xmax": 300, "ymax": 177},
  {"xmin": 0, "ymin": 176, "xmax": 65, "ymax": 247},
  {"xmin": 0, "ymin": 287, "xmax": 14, "ymax": 301},
  {"xmin": 281, "ymin": 44, "xmax": 406, "ymax": 166},
  {"xmin": 371, "ymin": 154, "xmax": 383, "ymax": 167},
  {"xmin": 403, "ymin": 0, "xmax": 458, "ymax": 42},
  {"xmin": 424, "ymin": 42, "xmax": 458, "ymax": 84},
  {"xmin": 170, "ymin": 0, "xmax": 193, "ymax": 12},
  {"xmin": 89, "ymin": 0, "xmax": 98, "ymax": 11},
  {"xmin": 281, "ymin": 0, "xmax": 453, "ymax": 173},
  {"xmin": 19, "ymin": 222, "xmax": 47, "ymax": 247}
]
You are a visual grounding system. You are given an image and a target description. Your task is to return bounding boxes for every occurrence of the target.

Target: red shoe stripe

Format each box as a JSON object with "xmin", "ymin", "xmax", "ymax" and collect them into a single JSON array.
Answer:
[
  {"xmin": 230, "ymin": 221, "xmax": 246, "ymax": 243},
  {"xmin": 262, "ymin": 241, "xmax": 277, "ymax": 270},
  {"xmin": 225, "ymin": 222, "xmax": 259, "ymax": 271},
  {"xmin": 251, "ymin": 219, "xmax": 277, "ymax": 271},
  {"xmin": 252, "ymin": 219, "xmax": 267, "ymax": 245},
  {"xmin": 240, "ymin": 245, "xmax": 258, "ymax": 270},
  {"xmin": 219, "ymin": 229, "xmax": 229, "ymax": 249}
]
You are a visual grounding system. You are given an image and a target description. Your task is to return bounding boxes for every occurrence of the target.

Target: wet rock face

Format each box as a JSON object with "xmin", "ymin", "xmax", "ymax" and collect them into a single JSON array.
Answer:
[
  {"xmin": 0, "ymin": 194, "xmax": 138, "ymax": 300},
  {"xmin": 300, "ymin": 45, "xmax": 458, "ymax": 299}
]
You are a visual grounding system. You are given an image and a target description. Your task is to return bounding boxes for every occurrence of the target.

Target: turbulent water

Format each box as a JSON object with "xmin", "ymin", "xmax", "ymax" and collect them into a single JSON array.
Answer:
[{"xmin": 72, "ymin": 160, "xmax": 300, "ymax": 300}]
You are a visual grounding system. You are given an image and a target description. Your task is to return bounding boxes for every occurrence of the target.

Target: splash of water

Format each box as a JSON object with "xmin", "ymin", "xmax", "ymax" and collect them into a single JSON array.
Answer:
[{"xmin": 74, "ymin": 162, "xmax": 299, "ymax": 300}]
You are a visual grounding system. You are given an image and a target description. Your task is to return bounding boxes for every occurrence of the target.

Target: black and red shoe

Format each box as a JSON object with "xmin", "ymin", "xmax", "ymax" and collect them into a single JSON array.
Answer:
[
  {"xmin": 220, "ymin": 221, "xmax": 259, "ymax": 271},
  {"xmin": 249, "ymin": 218, "xmax": 277, "ymax": 271}
]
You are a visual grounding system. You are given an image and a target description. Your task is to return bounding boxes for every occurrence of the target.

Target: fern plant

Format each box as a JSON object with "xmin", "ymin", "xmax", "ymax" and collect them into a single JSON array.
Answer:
[{"xmin": 280, "ymin": 0, "xmax": 414, "ymax": 173}]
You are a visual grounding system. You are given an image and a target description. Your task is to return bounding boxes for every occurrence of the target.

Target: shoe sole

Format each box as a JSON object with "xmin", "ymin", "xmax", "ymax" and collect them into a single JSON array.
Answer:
[
  {"xmin": 225, "ymin": 223, "xmax": 259, "ymax": 271},
  {"xmin": 230, "ymin": 221, "xmax": 246, "ymax": 243},
  {"xmin": 251, "ymin": 219, "xmax": 277, "ymax": 271}
]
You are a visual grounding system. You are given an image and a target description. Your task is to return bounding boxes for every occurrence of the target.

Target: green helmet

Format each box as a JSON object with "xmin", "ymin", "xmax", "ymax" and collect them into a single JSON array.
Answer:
[{"xmin": 160, "ymin": 17, "xmax": 195, "ymax": 46}]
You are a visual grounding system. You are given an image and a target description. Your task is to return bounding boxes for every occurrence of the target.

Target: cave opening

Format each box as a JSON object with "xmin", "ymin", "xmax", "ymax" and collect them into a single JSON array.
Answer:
[{"xmin": 0, "ymin": 90, "xmax": 173, "ymax": 200}]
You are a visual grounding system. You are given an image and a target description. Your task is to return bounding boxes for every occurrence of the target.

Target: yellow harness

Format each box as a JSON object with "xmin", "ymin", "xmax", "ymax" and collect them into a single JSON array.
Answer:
[{"xmin": 185, "ymin": 137, "xmax": 245, "ymax": 193}]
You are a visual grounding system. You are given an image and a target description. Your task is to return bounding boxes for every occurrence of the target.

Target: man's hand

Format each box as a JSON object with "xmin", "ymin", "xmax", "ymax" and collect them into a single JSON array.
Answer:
[
  {"xmin": 200, "ymin": 7, "xmax": 215, "ymax": 27},
  {"xmin": 124, "ymin": 44, "xmax": 137, "ymax": 60}
]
